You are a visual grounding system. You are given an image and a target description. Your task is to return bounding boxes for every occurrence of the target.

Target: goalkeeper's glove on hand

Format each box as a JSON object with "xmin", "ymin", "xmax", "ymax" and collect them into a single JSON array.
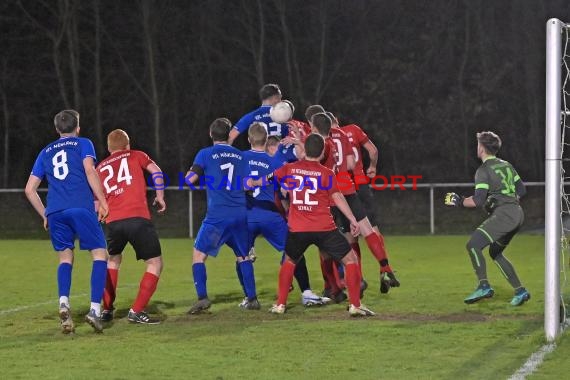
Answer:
[{"xmin": 444, "ymin": 192, "xmax": 464, "ymax": 207}]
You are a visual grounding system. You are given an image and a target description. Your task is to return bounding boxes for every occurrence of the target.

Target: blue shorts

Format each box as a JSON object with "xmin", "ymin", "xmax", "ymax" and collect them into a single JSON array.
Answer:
[
  {"xmin": 47, "ymin": 208, "xmax": 106, "ymax": 252},
  {"xmin": 194, "ymin": 215, "xmax": 248, "ymax": 258},
  {"xmin": 248, "ymin": 212, "xmax": 288, "ymax": 252}
]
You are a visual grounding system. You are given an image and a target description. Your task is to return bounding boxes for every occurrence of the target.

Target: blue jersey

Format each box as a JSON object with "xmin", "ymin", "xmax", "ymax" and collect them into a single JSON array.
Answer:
[
  {"xmin": 192, "ymin": 143, "xmax": 247, "ymax": 220},
  {"xmin": 31, "ymin": 137, "xmax": 97, "ymax": 216},
  {"xmin": 273, "ymin": 143, "xmax": 298, "ymax": 165},
  {"xmin": 234, "ymin": 105, "xmax": 289, "ymax": 138}
]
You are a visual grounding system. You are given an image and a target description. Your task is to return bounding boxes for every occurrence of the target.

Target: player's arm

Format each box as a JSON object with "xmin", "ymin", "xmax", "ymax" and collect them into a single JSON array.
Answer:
[
  {"xmin": 281, "ymin": 136, "xmax": 306, "ymax": 160},
  {"xmin": 362, "ymin": 140, "xmax": 378, "ymax": 177},
  {"xmin": 185, "ymin": 164, "xmax": 204, "ymax": 185},
  {"xmin": 146, "ymin": 162, "xmax": 166, "ymax": 213},
  {"xmin": 24, "ymin": 175, "xmax": 47, "ymax": 230},
  {"xmin": 84, "ymin": 157, "xmax": 109, "ymax": 222},
  {"xmin": 514, "ymin": 172, "xmax": 527, "ymax": 199},
  {"xmin": 331, "ymin": 192, "xmax": 360, "ymax": 236},
  {"xmin": 228, "ymin": 129, "xmax": 240, "ymax": 145}
]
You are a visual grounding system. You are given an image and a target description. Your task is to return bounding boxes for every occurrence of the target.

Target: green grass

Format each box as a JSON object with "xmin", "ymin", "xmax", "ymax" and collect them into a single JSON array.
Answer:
[{"xmin": 0, "ymin": 235, "xmax": 565, "ymax": 379}]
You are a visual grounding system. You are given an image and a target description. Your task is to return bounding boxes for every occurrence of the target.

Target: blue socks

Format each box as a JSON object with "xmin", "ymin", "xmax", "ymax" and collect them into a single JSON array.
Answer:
[
  {"xmin": 235, "ymin": 261, "xmax": 245, "ymax": 294},
  {"xmin": 90, "ymin": 260, "xmax": 107, "ymax": 304},
  {"xmin": 57, "ymin": 263, "xmax": 73, "ymax": 298},
  {"xmin": 193, "ymin": 263, "xmax": 208, "ymax": 299},
  {"xmin": 238, "ymin": 260, "xmax": 257, "ymax": 300}
]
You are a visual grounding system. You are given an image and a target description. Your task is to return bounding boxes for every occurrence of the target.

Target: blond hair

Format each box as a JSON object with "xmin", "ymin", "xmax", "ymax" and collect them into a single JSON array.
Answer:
[{"xmin": 107, "ymin": 129, "xmax": 130, "ymax": 152}]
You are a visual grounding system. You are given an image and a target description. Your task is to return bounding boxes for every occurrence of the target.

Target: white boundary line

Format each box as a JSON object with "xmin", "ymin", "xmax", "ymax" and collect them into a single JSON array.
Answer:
[
  {"xmin": 0, "ymin": 285, "xmax": 137, "ymax": 316},
  {"xmin": 508, "ymin": 320, "xmax": 570, "ymax": 380}
]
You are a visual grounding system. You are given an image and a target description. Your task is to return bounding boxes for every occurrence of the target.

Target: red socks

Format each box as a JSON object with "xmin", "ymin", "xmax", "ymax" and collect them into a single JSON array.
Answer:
[
  {"xmin": 345, "ymin": 263, "xmax": 361, "ymax": 307},
  {"xmin": 364, "ymin": 232, "xmax": 393, "ymax": 273},
  {"xmin": 277, "ymin": 260, "xmax": 296, "ymax": 305},
  {"xmin": 132, "ymin": 272, "xmax": 160, "ymax": 313},
  {"xmin": 320, "ymin": 255, "xmax": 342, "ymax": 294},
  {"xmin": 103, "ymin": 268, "xmax": 119, "ymax": 310},
  {"xmin": 351, "ymin": 242, "xmax": 363, "ymax": 277}
]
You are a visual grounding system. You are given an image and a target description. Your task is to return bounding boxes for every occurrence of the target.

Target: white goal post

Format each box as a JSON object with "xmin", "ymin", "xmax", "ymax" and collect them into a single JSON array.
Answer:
[{"xmin": 545, "ymin": 18, "xmax": 568, "ymax": 342}]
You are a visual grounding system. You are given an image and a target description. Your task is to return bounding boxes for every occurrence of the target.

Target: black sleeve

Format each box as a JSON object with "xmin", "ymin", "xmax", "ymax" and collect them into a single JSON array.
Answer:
[
  {"xmin": 189, "ymin": 164, "xmax": 204, "ymax": 177},
  {"xmin": 515, "ymin": 180, "xmax": 526, "ymax": 199},
  {"xmin": 472, "ymin": 188, "xmax": 488, "ymax": 208}
]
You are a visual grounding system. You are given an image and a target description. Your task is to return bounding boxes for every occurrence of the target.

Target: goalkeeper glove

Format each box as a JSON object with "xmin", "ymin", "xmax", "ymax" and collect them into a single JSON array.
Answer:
[{"xmin": 444, "ymin": 192, "xmax": 464, "ymax": 207}]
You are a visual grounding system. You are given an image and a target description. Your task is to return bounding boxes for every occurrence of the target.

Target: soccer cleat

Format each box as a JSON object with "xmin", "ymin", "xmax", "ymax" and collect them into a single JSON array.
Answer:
[
  {"xmin": 59, "ymin": 303, "xmax": 75, "ymax": 334},
  {"xmin": 510, "ymin": 288, "xmax": 531, "ymax": 306},
  {"xmin": 348, "ymin": 304, "xmax": 376, "ymax": 317},
  {"xmin": 269, "ymin": 304, "xmax": 286, "ymax": 314},
  {"xmin": 464, "ymin": 286, "xmax": 494, "ymax": 304},
  {"xmin": 239, "ymin": 298, "xmax": 261, "ymax": 310},
  {"xmin": 380, "ymin": 272, "xmax": 400, "ymax": 294},
  {"xmin": 248, "ymin": 247, "xmax": 257, "ymax": 263},
  {"xmin": 322, "ymin": 288, "xmax": 348, "ymax": 304},
  {"xmin": 101, "ymin": 308, "xmax": 114, "ymax": 322},
  {"xmin": 302, "ymin": 290, "xmax": 330, "ymax": 307},
  {"xmin": 128, "ymin": 309, "xmax": 160, "ymax": 324},
  {"xmin": 187, "ymin": 298, "xmax": 212, "ymax": 314},
  {"xmin": 84, "ymin": 309, "xmax": 104, "ymax": 333}
]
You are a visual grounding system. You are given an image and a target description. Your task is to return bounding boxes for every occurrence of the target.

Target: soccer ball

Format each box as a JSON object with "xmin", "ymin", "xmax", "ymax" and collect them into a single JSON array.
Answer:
[{"xmin": 270, "ymin": 101, "xmax": 294, "ymax": 123}]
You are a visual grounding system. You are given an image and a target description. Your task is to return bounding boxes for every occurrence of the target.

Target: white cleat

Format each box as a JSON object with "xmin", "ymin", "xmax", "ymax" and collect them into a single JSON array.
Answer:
[
  {"xmin": 59, "ymin": 303, "xmax": 75, "ymax": 334},
  {"xmin": 269, "ymin": 304, "xmax": 286, "ymax": 314},
  {"xmin": 302, "ymin": 290, "xmax": 331, "ymax": 307},
  {"xmin": 348, "ymin": 304, "xmax": 376, "ymax": 317}
]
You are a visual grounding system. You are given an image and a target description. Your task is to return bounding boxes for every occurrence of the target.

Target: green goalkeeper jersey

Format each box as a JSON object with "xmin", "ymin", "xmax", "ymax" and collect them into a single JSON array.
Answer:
[{"xmin": 474, "ymin": 156, "xmax": 521, "ymax": 208}]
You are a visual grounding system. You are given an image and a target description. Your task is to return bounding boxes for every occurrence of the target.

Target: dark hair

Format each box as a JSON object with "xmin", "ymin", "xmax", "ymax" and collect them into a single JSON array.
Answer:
[
  {"xmin": 259, "ymin": 83, "xmax": 281, "ymax": 101},
  {"xmin": 477, "ymin": 131, "xmax": 502, "ymax": 155},
  {"xmin": 311, "ymin": 112, "xmax": 332, "ymax": 135},
  {"xmin": 248, "ymin": 122, "xmax": 268, "ymax": 146},
  {"xmin": 304, "ymin": 133, "xmax": 325, "ymax": 159},
  {"xmin": 305, "ymin": 104, "xmax": 325, "ymax": 122},
  {"xmin": 209, "ymin": 118, "xmax": 232, "ymax": 141},
  {"xmin": 54, "ymin": 110, "xmax": 79, "ymax": 133}
]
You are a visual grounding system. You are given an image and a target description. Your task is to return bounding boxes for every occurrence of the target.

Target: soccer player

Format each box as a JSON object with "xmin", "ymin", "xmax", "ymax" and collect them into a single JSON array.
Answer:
[
  {"xmin": 185, "ymin": 118, "xmax": 259, "ymax": 313},
  {"xmin": 445, "ymin": 131, "xmax": 530, "ymax": 306},
  {"xmin": 311, "ymin": 112, "xmax": 400, "ymax": 296},
  {"xmin": 244, "ymin": 123, "xmax": 328, "ymax": 306},
  {"xmin": 256, "ymin": 133, "xmax": 375, "ymax": 316},
  {"xmin": 24, "ymin": 110, "xmax": 108, "ymax": 334},
  {"xmin": 96, "ymin": 129, "xmax": 165, "ymax": 324},
  {"xmin": 228, "ymin": 83, "xmax": 289, "ymax": 144},
  {"xmin": 341, "ymin": 122, "xmax": 380, "ymax": 233}
]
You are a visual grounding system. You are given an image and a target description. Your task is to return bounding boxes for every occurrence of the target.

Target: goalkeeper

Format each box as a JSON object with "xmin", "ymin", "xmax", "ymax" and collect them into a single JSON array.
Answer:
[{"xmin": 444, "ymin": 131, "xmax": 530, "ymax": 306}]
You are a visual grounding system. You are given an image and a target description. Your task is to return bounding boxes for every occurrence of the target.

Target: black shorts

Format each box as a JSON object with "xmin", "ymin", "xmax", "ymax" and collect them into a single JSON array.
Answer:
[
  {"xmin": 285, "ymin": 230, "xmax": 351, "ymax": 262},
  {"xmin": 332, "ymin": 193, "xmax": 367, "ymax": 233},
  {"xmin": 356, "ymin": 184, "xmax": 378, "ymax": 226},
  {"xmin": 106, "ymin": 217, "xmax": 162, "ymax": 261}
]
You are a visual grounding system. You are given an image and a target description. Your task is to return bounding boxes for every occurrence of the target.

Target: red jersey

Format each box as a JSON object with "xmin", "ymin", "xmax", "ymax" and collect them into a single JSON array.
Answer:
[
  {"xmin": 329, "ymin": 127, "xmax": 355, "ymax": 195},
  {"xmin": 97, "ymin": 150, "xmax": 154, "ymax": 223},
  {"xmin": 341, "ymin": 124, "xmax": 370, "ymax": 177},
  {"xmin": 274, "ymin": 160, "xmax": 339, "ymax": 232},
  {"xmin": 288, "ymin": 119, "xmax": 312, "ymax": 142}
]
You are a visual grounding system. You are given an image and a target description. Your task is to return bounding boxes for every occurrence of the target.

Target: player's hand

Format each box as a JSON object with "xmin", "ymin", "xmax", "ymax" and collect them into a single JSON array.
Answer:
[
  {"xmin": 98, "ymin": 202, "xmax": 109, "ymax": 222},
  {"xmin": 42, "ymin": 216, "xmax": 48, "ymax": 231},
  {"xmin": 444, "ymin": 192, "xmax": 464, "ymax": 207},
  {"xmin": 366, "ymin": 167, "xmax": 376, "ymax": 178},
  {"xmin": 153, "ymin": 197, "xmax": 166, "ymax": 213},
  {"xmin": 280, "ymin": 136, "xmax": 299, "ymax": 147},
  {"xmin": 349, "ymin": 219, "xmax": 360, "ymax": 237}
]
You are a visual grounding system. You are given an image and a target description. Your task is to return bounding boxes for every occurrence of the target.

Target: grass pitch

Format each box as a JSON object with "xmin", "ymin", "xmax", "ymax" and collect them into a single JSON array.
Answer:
[{"xmin": 0, "ymin": 235, "xmax": 567, "ymax": 379}]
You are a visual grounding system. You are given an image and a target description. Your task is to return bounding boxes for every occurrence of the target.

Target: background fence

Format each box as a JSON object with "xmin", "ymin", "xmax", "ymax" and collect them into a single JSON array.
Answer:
[{"xmin": 0, "ymin": 182, "xmax": 548, "ymax": 239}]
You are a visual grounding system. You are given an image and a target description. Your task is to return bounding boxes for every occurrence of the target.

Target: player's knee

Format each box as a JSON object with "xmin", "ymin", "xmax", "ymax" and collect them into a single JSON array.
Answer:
[
  {"xmin": 342, "ymin": 250, "xmax": 358, "ymax": 265},
  {"xmin": 489, "ymin": 243, "xmax": 503, "ymax": 260},
  {"xmin": 146, "ymin": 256, "xmax": 163, "ymax": 276}
]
